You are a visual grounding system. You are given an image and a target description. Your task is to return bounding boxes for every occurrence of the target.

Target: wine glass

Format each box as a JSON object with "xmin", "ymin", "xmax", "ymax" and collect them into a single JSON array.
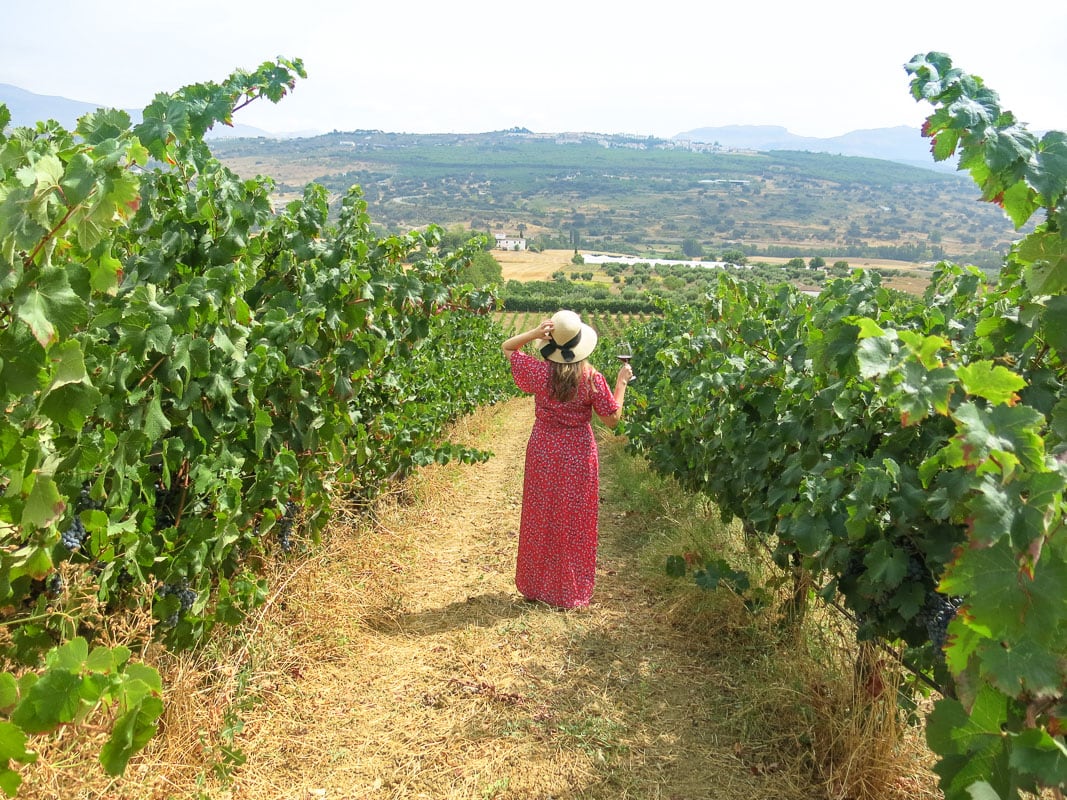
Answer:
[{"xmin": 616, "ymin": 341, "xmax": 636, "ymax": 383}]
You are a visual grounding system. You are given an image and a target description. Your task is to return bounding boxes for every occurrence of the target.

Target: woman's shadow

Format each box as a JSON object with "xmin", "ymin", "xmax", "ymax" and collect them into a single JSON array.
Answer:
[{"xmin": 363, "ymin": 591, "xmax": 535, "ymax": 636}]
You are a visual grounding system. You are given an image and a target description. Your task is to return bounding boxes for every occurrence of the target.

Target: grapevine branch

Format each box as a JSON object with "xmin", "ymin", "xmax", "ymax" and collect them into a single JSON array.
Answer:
[
  {"xmin": 136, "ymin": 356, "xmax": 168, "ymax": 388},
  {"xmin": 25, "ymin": 188, "xmax": 95, "ymax": 267}
]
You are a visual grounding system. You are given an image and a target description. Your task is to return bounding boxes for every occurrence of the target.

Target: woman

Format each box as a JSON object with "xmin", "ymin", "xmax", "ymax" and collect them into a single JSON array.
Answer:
[{"xmin": 502, "ymin": 310, "xmax": 632, "ymax": 608}]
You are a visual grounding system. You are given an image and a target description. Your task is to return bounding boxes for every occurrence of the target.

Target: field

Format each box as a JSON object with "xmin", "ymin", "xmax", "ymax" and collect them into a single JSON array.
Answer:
[
  {"xmin": 210, "ymin": 131, "xmax": 1023, "ymax": 273},
  {"xmin": 495, "ymin": 249, "xmax": 578, "ymax": 281},
  {"xmin": 496, "ymin": 248, "xmax": 938, "ymax": 295}
]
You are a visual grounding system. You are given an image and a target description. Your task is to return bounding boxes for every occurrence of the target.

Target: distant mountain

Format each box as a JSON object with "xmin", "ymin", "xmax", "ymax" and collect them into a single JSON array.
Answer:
[
  {"xmin": 0, "ymin": 83, "xmax": 280, "ymax": 139},
  {"xmin": 674, "ymin": 124, "xmax": 954, "ymax": 172},
  {"xmin": 2, "ymin": 83, "xmax": 966, "ymax": 161}
]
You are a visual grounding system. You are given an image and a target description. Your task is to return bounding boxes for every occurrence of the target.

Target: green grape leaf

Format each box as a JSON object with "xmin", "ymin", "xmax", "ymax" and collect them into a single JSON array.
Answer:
[
  {"xmin": 21, "ymin": 475, "xmax": 65, "ymax": 529},
  {"xmin": 900, "ymin": 361, "xmax": 957, "ymax": 424},
  {"xmin": 43, "ymin": 339, "xmax": 90, "ymax": 393},
  {"xmin": 0, "ymin": 726, "xmax": 33, "ymax": 764},
  {"xmin": 855, "ymin": 334, "xmax": 895, "ymax": 378},
  {"xmin": 998, "ymin": 179, "xmax": 1038, "ymax": 229},
  {"xmin": 927, "ymin": 687, "xmax": 1008, "ymax": 756},
  {"xmin": 928, "ymin": 690, "xmax": 1016, "ymax": 800},
  {"xmin": 852, "ymin": 318, "xmax": 885, "ymax": 339},
  {"xmin": 10, "ymin": 669, "xmax": 83, "ymax": 733},
  {"xmin": 953, "ymin": 402, "xmax": 1045, "ymax": 475},
  {"xmin": 253, "ymin": 407, "xmax": 273, "ymax": 453},
  {"xmin": 85, "ymin": 643, "xmax": 129, "ymax": 673},
  {"xmin": 1018, "ymin": 230, "xmax": 1067, "ymax": 296},
  {"xmin": 1030, "ymin": 131, "xmax": 1067, "ymax": 207},
  {"xmin": 863, "ymin": 540, "xmax": 908, "ymax": 588},
  {"xmin": 945, "ymin": 615, "xmax": 984, "ymax": 674},
  {"xmin": 962, "ymin": 782, "xmax": 1005, "ymax": 800},
  {"xmin": 88, "ymin": 247, "xmax": 123, "ymax": 295},
  {"xmin": 58, "ymin": 152, "xmax": 98, "ymax": 207},
  {"xmin": 0, "ymin": 721, "xmax": 35, "ymax": 798},
  {"xmin": 40, "ymin": 381, "xmax": 101, "ymax": 430},
  {"xmin": 966, "ymin": 479, "xmax": 1016, "ymax": 547},
  {"xmin": 0, "ymin": 675, "xmax": 17, "ymax": 712},
  {"xmin": 99, "ymin": 695, "xmax": 163, "ymax": 776},
  {"xmin": 933, "ymin": 128, "xmax": 961, "ymax": 162},
  {"xmin": 13, "ymin": 266, "xmax": 87, "ymax": 348},
  {"xmin": 75, "ymin": 108, "xmax": 133, "ymax": 145},
  {"xmin": 940, "ymin": 540, "xmax": 1025, "ymax": 637},
  {"xmin": 1040, "ymin": 295, "xmax": 1067, "ymax": 357},
  {"xmin": 122, "ymin": 663, "xmax": 162, "ymax": 694},
  {"xmin": 50, "ymin": 637, "xmax": 89, "ymax": 672},
  {"xmin": 1009, "ymin": 728, "xmax": 1067, "ymax": 785},
  {"xmin": 899, "ymin": 330, "xmax": 950, "ymax": 369},
  {"xmin": 7, "ymin": 543, "xmax": 52, "ymax": 582},
  {"xmin": 143, "ymin": 394, "xmax": 171, "ymax": 442},
  {"xmin": 977, "ymin": 637, "xmax": 1062, "ymax": 698},
  {"xmin": 956, "ymin": 362, "xmax": 1025, "ymax": 406}
]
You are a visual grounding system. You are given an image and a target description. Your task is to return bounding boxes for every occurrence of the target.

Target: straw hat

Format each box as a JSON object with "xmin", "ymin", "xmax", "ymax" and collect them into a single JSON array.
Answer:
[{"xmin": 540, "ymin": 310, "xmax": 598, "ymax": 363}]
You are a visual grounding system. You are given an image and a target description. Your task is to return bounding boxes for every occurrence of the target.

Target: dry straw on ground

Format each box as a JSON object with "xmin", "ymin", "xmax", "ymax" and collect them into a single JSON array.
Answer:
[{"xmin": 16, "ymin": 398, "xmax": 940, "ymax": 799}]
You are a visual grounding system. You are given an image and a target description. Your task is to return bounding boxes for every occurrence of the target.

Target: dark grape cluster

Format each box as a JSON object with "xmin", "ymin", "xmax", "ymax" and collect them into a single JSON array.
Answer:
[
  {"xmin": 157, "ymin": 579, "xmax": 197, "ymax": 628},
  {"xmin": 917, "ymin": 593, "xmax": 963, "ymax": 656},
  {"xmin": 77, "ymin": 481, "xmax": 104, "ymax": 512},
  {"xmin": 905, "ymin": 555, "xmax": 927, "ymax": 584},
  {"xmin": 159, "ymin": 580, "xmax": 197, "ymax": 610},
  {"xmin": 45, "ymin": 572, "xmax": 64, "ymax": 598},
  {"xmin": 60, "ymin": 516, "xmax": 88, "ymax": 551},
  {"xmin": 59, "ymin": 481, "xmax": 105, "ymax": 552},
  {"xmin": 154, "ymin": 481, "xmax": 180, "ymax": 530},
  {"xmin": 278, "ymin": 501, "xmax": 297, "ymax": 553}
]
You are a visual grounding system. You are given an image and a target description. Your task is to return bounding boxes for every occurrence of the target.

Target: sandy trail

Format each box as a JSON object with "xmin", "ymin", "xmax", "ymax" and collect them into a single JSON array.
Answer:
[{"xmin": 213, "ymin": 397, "xmax": 816, "ymax": 800}]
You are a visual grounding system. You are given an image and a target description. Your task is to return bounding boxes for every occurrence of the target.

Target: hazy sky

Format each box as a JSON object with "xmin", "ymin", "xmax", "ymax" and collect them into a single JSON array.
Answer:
[{"xmin": 3, "ymin": 0, "xmax": 1065, "ymax": 139}]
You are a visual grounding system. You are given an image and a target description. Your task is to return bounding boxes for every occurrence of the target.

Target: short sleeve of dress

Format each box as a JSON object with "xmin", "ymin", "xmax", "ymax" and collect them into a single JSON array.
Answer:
[
  {"xmin": 510, "ymin": 350, "xmax": 547, "ymax": 394},
  {"xmin": 590, "ymin": 371, "xmax": 620, "ymax": 418}
]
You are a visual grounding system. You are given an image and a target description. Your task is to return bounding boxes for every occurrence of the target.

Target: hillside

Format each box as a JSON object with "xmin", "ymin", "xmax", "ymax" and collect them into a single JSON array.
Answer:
[
  {"xmin": 1, "ymin": 83, "xmax": 1029, "ymax": 268},
  {"xmin": 209, "ymin": 130, "xmax": 1023, "ymax": 268},
  {"xmin": 675, "ymin": 124, "xmax": 951, "ymax": 172}
]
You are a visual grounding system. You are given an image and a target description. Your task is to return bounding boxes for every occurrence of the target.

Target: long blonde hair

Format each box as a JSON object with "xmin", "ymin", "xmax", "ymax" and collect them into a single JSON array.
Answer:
[{"xmin": 548, "ymin": 360, "xmax": 588, "ymax": 403}]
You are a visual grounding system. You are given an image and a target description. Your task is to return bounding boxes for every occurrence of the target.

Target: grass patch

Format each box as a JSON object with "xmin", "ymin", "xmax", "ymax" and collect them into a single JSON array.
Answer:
[{"xmin": 597, "ymin": 434, "xmax": 939, "ymax": 800}]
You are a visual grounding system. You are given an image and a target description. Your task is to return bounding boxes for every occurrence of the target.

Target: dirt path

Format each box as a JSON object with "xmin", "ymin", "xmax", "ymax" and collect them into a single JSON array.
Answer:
[{"xmin": 215, "ymin": 398, "xmax": 817, "ymax": 800}]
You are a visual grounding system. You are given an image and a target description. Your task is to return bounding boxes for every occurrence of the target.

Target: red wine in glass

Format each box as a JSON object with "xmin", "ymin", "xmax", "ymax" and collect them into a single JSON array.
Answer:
[{"xmin": 616, "ymin": 341, "xmax": 636, "ymax": 382}]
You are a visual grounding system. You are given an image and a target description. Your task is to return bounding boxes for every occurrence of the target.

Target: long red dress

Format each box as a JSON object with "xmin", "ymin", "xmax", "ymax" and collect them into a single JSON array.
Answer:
[{"xmin": 509, "ymin": 351, "xmax": 620, "ymax": 608}]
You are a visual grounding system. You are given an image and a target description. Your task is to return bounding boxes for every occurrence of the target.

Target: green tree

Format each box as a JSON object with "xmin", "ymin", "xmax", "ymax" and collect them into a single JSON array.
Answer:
[
  {"xmin": 682, "ymin": 238, "xmax": 705, "ymax": 258},
  {"xmin": 722, "ymin": 249, "xmax": 747, "ymax": 265},
  {"xmin": 458, "ymin": 251, "xmax": 502, "ymax": 286}
]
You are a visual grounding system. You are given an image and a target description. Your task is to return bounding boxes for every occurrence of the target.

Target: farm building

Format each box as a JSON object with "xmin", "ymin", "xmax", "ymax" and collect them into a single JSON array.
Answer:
[{"xmin": 495, "ymin": 234, "xmax": 527, "ymax": 251}]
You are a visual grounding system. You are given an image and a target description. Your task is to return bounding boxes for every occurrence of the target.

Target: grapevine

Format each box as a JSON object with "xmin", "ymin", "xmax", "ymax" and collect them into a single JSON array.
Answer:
[
  {"xmin": 625, "ymin": 54, "xmax": 1067, "ymax": 799},
  {"xmin": 0, "ymin": 58, "xmax": 513, "ymax": 791}
]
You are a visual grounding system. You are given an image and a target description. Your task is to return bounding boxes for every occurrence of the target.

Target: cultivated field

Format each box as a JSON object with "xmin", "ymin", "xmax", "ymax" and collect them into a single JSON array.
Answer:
[
  {"xmin": 495, "ymin": 249, "xmax": 580, "ymax": 281},
  {"xmin": 497, "ymin": 249, "xmax": 937, "ymax": 294}
]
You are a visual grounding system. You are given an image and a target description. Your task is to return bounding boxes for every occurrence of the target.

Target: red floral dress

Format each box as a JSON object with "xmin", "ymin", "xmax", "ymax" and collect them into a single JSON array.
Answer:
[{"xmin": 509, "ymin": 351, "xmax": 620, "ymax": 608}]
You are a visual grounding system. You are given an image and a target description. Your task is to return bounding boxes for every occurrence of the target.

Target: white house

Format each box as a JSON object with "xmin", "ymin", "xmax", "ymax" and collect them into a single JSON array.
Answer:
[{"xmin": 495, "ymin": 233, "xmax": 527, "ymax": 251}]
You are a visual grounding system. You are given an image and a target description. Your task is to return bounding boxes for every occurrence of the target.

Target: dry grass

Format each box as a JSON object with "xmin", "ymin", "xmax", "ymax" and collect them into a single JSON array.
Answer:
[
  {"xmin": 606, "ymin": 452, "xmax": 941, "ymax": 800},
  {"xmin": 495, "ymin": 249, "xmax": 580, "ymax": 282},
  {"xmin": 15, "ymin": 398, "xmax": 940, "ymax": 800}
]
